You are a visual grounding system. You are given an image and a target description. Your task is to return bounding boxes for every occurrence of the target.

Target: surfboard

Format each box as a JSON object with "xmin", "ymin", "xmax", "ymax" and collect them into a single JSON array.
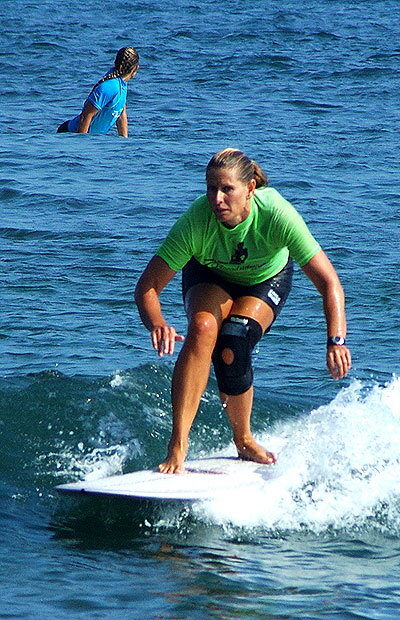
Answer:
[{"xmin": 55, "ymin": 456, "xmax": 274, "ymax": 502}]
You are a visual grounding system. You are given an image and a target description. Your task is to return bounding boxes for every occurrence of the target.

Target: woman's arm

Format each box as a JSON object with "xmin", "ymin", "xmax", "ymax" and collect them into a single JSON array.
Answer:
[
  {"xmin": 301, "ymin": 250, "xmax": 352, "ymax": 380},
  {"xmin": 134, "ymin": 256, "xmax": 184, "ymax": 356},
  {"xmin": 116, "ymin": 104, "xmax": 128, "ymax": 137},
  {"xmin": 77, "ymin": 101, "xmax": 99, "ymax": 133}
]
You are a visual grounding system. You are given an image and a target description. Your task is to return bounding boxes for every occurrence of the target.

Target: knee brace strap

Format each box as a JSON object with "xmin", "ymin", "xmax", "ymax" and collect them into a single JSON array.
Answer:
[{"xmin": 212, "ymin": 315, "xmax": 263, "ymax": 396}]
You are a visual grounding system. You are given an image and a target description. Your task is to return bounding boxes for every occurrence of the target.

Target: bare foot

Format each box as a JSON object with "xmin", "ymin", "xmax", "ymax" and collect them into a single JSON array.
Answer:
[
  {"xmin": 236, "ymin": 439, "xmax": 276, "ymax": 465},
  {"xmin": 158, "ymin": 446, "xmax": 186, "ymax": 474}
]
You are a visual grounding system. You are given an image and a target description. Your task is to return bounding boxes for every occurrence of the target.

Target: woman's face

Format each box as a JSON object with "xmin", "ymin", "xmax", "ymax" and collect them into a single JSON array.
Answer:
[{"xmin": 206, "ymin": 167, "xmax": 256, "ymax": 228}]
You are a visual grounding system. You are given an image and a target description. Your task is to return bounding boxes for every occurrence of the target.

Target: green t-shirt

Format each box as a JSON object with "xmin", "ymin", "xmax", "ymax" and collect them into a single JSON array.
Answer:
[{"xmin": 156, "ymin": 187, "xmax": 321, "ymax": 285}]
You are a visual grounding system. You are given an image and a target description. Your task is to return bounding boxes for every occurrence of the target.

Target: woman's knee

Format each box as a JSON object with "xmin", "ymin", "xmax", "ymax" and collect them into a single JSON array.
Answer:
[{"xmin": 187, "ymin": 311, "xmax": 219, "ymax": 346}]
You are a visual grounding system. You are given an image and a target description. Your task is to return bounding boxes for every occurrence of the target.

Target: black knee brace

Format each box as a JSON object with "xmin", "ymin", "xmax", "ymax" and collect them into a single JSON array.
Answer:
[{"xmin": 212, "ymin": 315, "xmax": 263, "ymax": 396}]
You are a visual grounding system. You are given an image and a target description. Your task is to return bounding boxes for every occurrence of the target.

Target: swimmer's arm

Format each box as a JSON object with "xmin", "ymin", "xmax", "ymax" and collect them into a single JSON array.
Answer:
[
  {"xmin": 77, "ymin": 101, "xmax": 99, "ymax": 133},
  {"xmin": 116, "ymin": 105, "xmax": 128, "ymax": 138}
]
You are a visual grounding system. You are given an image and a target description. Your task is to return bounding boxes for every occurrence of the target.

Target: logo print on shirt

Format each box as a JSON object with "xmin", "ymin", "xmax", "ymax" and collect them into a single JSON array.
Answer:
[{"xmin": 231, "ymin": 242, "xmax": 248, "ymax": 264}]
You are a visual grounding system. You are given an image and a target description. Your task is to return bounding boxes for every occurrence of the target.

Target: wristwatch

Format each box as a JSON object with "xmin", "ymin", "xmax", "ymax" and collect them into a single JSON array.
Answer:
[{"xmin": 327, "ymin": 336, "xmax": 346, "ymax": 347}]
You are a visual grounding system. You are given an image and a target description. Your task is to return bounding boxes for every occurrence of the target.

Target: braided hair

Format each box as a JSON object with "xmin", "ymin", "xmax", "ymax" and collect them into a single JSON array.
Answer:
[
  {"xmin": 206, "ymin": 148, "xmax": 268, "ymax": 188},
  {"xmin": 90, "ymin": 46, "xmax": 139, "ymax": 93}
]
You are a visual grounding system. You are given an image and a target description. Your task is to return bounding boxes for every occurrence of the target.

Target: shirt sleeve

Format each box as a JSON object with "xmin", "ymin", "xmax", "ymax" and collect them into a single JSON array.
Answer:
[
  {"xmin": 156, "ymin": 211, "xmax": 195, "ymax": 271},
  {"xmin": 269, "ymin": 190, "xmax": 321, "ymax": 266}
]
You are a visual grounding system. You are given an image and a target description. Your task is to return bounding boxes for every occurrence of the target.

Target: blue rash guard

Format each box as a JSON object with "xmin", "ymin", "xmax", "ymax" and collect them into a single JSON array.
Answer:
[{"xmin": 68, "ymin": 75, "xmax": 127, "ymax": 134}]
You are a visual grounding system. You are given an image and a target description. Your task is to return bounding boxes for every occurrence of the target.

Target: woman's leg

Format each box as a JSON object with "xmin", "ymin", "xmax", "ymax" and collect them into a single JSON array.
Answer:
[
  {"xmin": 218, "ymin": 296, "xmax": 276, "ymax": 464},
  {"xmin": 220, "ymin": 388, "xmax": 275, "ymax": 463},
  {"xmin": 159, "ymin": 283, "xmax": 233, "ymax": 473}
]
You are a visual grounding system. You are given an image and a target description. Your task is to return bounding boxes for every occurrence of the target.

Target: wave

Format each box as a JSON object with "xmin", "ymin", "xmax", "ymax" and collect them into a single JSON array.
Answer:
[
  {"xmin": 2, "ymin": 367, "xmax": 400, "ymax": 535},
  {"xmin": 201, "ymin": 376, "xmax": 400, "ymax": 535},
  {"xmin": 0, "ymin": 365, "xmax": 278, "ymax": 493}
]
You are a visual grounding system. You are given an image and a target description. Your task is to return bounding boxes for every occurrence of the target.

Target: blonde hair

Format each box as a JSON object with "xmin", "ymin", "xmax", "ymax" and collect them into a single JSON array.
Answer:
[
  {"xmin": 90, "ymin": 46, "xmax": 139, "ymax": 93},
  {"xmin": 206, "ymin": 148, "xmax": 268, "ymax": 188}
]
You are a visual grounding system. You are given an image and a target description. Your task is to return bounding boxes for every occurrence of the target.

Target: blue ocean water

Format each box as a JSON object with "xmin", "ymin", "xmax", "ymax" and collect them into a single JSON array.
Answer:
[{"xmin": 1, "ymin": 0, "xmax": 400, "ymax": 618}]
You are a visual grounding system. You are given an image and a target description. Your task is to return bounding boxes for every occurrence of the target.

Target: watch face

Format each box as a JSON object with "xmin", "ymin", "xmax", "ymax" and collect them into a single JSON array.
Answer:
[{"xmin": 330, "ymin": 336, "xmax": 345, "ymax": 346}]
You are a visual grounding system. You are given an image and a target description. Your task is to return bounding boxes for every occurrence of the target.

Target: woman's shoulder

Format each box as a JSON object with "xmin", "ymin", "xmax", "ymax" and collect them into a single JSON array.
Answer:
[
  {"xmin": 94, "ymin": 75, "xmax": 125, "ymax": 96},
  {"xmin": 254, "ymin": 187, "xmax": 303, "ymax": 228},
  {"xmin": 254, "ymin": 186, "xmax": 282, "ymax": 202},
  {"xmin": 254, "ymin": 187, "xmax": 289, "ymax": 212}
]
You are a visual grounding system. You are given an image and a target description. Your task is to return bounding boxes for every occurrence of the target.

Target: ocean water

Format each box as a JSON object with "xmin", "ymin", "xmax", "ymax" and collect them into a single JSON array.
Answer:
[{"xmin": 1, "ymin": 0, "xmax": 400, "ymax": 618}]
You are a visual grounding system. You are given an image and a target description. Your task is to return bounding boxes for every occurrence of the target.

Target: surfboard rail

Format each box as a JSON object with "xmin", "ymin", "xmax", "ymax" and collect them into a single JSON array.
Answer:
[{"xmin": 56, "ymin": 456, "xmax": 274, "ymax": 502}]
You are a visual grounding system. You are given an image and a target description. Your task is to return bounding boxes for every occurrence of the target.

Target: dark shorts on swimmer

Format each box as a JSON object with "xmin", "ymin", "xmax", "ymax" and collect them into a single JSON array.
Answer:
[
  {"xmin": 57, "ymin": 120, "xmax": 70, "ymax": 133},
  {"xmin": 182, "ymin": 257, "xmax": 293, "ymax": 327}
]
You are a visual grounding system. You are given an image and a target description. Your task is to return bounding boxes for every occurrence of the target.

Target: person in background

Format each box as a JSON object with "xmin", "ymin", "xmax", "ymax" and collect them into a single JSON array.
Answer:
[
  {"xmin": 57, "ymin": 46, "xmax": 139, "ymax": 137},
  {"xmin": 135, "ymin": 148, "xmax": 352, "ymax": 474}
]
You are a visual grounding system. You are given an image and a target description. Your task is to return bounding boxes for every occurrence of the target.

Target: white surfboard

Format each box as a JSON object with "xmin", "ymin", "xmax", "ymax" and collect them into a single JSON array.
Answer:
[{"xmin": 55, "ymin": 456, "xmax": 274, "ymax": 502}]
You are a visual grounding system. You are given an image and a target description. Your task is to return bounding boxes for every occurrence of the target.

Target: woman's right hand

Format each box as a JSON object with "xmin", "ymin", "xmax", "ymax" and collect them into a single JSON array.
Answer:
[{"xmin": 151, "ymin": 325, "xmax": 184, "ymax": 357}]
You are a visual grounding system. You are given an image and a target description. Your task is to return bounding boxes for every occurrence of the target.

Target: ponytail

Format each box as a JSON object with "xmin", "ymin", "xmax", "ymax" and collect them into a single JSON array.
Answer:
[{"xmin": 252, "ymin": 160, "xmax": 268, "ymax": 188}]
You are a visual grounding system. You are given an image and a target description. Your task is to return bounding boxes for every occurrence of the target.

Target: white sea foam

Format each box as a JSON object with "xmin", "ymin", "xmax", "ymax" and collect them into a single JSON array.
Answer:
[
  {"xmin": 199, "ymin": 377, "xmax": 400, "ymax": 532},
  {"xmin": 51, "ymin": 442, "xmax": 136, "ymax": 482}
]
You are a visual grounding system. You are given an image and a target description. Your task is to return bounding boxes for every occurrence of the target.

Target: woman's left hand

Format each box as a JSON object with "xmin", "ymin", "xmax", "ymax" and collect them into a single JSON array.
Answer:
[{"xmin": 326, "ymin": 345, "xmax": 352, "ymax": 380}]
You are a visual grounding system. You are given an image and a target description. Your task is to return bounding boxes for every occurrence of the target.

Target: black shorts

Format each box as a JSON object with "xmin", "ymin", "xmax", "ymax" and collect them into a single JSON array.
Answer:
[
  {"xmin": 57, "ymin": 121, "xmax": 70, "ymax": 133},
  {"xmin": 182, "ymin": 257, "xmax": 293, "ymax": 322}
]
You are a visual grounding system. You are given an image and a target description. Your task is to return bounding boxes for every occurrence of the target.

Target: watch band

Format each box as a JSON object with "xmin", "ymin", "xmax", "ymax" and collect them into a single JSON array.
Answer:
[{"xmin": 327, "ymin": 336, "xmax": 346, "ymax": 347}]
